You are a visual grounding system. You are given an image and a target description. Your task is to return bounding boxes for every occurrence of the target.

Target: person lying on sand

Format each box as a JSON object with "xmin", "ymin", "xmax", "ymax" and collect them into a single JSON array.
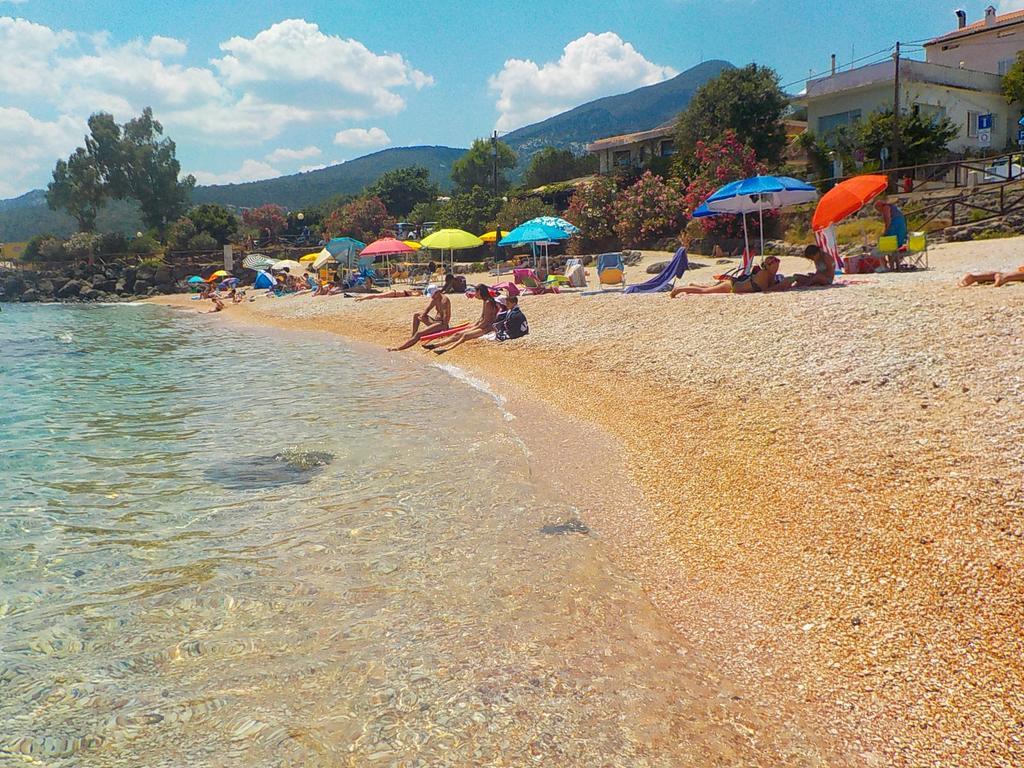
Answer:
[
  {"xmin": 388, "ymin": 289, "xmax": 452, "ymax": 352},
  {"xmin": 669, "ymin": 256, "xmax": 783, "ymax": 297},
  {"xmin": 355, "ymin": 288, "xmax": 424, "ymax": 301},
  {"xmin": 959, "ymin": 265, "xmax": 1024, "ymax": 287},
  {"xmin": 781, "ymin": 244, "xmax": 835, "ymax": 288},
  {"xmin": 424, "ymin": 283, "xmax": 498, "ymax": 355}
]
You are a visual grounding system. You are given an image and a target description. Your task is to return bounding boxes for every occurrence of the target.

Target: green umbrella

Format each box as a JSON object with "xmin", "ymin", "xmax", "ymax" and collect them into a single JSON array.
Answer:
[{"xmin": 420, "ymin": 229, "xmax": 484, "ymax": 272}]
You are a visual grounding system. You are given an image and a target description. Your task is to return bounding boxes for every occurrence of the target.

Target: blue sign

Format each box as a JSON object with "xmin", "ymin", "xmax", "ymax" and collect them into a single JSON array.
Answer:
[
  {"xmin": 1018, "ymin": 116, "xmax": 1024, "ymax": 127},
  {"xmin": 978, "ymin": 113, "xmax": 994, "ymax": 130},
  {"xmin": 1018, "ymin": 128, "xmax": 1024, "ymax": 145}
]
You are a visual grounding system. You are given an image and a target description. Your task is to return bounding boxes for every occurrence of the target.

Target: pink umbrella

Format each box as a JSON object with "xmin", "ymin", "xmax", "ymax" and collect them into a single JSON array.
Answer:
[{"xmin": 360, "ymin": 238, "xmax": 416, "ymax": 284}]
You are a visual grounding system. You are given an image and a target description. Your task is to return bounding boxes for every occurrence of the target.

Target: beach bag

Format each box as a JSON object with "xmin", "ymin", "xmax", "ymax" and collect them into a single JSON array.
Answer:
[{"xmin": 496, "ymin": 307, "xmax": 528, "ymax": 341}]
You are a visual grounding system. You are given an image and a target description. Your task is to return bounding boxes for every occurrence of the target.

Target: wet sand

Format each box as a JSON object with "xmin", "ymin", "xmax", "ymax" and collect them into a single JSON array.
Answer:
[{"xmin": 154, "ymin": 236, "xmax": 1024, "ymax": 767}]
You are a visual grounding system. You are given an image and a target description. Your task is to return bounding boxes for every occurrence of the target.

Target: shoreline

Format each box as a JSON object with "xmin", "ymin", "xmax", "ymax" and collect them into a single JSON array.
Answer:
[{"xmin": 151, "ymin": 237, "xmax": 1024, "ymax": 767}]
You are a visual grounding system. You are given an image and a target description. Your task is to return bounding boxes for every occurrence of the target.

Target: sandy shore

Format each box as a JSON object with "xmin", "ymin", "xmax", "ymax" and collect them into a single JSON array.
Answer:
[{"xmin": 154, "ymin": 237, "xmax": 1024, "ymax": 767}]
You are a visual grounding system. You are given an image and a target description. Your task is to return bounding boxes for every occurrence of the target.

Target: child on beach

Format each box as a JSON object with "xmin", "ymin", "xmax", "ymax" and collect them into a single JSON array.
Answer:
[
  {"xmin": 425, "ymin": 283, "xmax": 498, "ymax": 355},
  {"xmin": 495, "ymin": 295, "xmax": 528, "ymax": 341},
  {"xmin": 959, "ymin": 265, "xmax": 1024, "ymax": 287}
]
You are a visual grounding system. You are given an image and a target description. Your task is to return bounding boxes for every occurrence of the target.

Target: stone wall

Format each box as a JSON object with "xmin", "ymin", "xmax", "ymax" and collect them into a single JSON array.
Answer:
[{"xmin": 0, "ymin": 260, "xmax": 206, "ymax": 303}]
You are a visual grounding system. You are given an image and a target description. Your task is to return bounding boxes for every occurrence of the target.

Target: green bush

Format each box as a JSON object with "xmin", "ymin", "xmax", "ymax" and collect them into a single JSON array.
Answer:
[
  {"xmin": 96, "ymin": 231, "xmax": 129, "ymax": 256},
  {"xmin": 187, "ymin": 232, "xmax": 218, "ymax": 251},
  {"xmin": 138, "ymin": 255, "xmax": 166, "ymax": 269},
  {"xmin": 64, "ymin": 232, "xmax": 99, "ymax": 260},
  {"xmin": 129, "ymin": 234, "xmax": 161, "ymax": 256}
]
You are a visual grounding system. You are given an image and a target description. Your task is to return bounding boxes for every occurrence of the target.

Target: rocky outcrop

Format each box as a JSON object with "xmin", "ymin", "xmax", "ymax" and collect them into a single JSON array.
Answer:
[{"xmin": 0, "ymin": 260, "xmax": 206, "ymax": 303}]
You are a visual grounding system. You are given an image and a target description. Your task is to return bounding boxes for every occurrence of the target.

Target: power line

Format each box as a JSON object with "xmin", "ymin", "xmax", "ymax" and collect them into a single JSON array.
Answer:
[{"xmin": 780, "ymin": 46, "xmax": 895, "ymax": 91}]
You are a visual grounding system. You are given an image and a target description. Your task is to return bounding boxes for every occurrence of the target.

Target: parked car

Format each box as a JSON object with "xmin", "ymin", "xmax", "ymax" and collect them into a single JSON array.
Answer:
[{"xmin": 983, "ymin": 158, "xmax": 1024, "ymax": 182}]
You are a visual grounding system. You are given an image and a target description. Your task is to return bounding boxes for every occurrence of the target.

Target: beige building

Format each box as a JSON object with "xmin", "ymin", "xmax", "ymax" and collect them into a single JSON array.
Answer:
[
  {"xmin": 798, "ymin": 58, "xmax": 1013, "ymax": 154},
  {"xmin": 586, "ymin": 124, "xmax": 675, "ymax": 174},
  {"xmin": 925, "ymin": 7, "xmax": 1024, "ymax": 75}
]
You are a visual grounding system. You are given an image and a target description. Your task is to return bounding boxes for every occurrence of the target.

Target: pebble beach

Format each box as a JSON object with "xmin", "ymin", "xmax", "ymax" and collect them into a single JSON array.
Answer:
[{"xmin": 156, "ymin": 236, "xmax": 1024, "ymax": 767}]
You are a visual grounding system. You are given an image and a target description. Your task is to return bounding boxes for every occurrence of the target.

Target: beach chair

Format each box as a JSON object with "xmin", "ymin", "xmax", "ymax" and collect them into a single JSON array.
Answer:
[
  {"xmin": 513, "ymin": 268, "xmax": 558, "ymax": 295},
  {"xmin": 903, "ymin": 232, "xmax": 929, "ymax": 270},
  {"xmin": 597, "ymin": 253, "xmax": 626, "ymax": 291},
  {"xmin": 355, "ymin": 256, "xmax": 391, "ymax": 288}
]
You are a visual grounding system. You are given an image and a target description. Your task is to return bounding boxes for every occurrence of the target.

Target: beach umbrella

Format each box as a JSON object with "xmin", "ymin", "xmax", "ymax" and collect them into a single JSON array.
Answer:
[
  {"xmin": 420, "ymin": 228, "xmax": 484, "ymax": 272},
  {"xmin": 325, "ymin": 237, "xmax": 365, "ymax": 264},
  {"xmin": 478, "ymin": 230, "xmax": 510, "ymax": 243},
  {"xmin": 499, "ymin": 221, "xmax": 571, "ymax": 272},
  {"xmin": 206, "ymin": 269, "xmax": 231, "ymax": 282},
  {"xmin": 271, "ymin": 259, "xmax": 304, "ymax": 273},
  {"xmin": 218, "ymin": 277, "xmax": 240, "ymax": 290},
  {"xmin": 186, "ymin": 275, "xmax": 204, "ymax": 284},
  {"xmin": 299, "ymin": 251, "xmax": 321, "ymax": 263},
  {"xmin": 523, "ymin": 216, "xmax": 579, "ymax": 235},
  {"xmin": 242, "ymin": 253, "xmax": 275, "ymax": 271},
  {"xmin": 311, "ymin": 249, "xmax": 336, "ymax": 271},
  {"xmin": 701, "ymin": 175, "xmax": 818, "ymax": 271},
  {"xmin": 811, "ymin": 175, "xmax": 888, "ymax": 231},
  {"xmin": 362, "ymin": 238, "xmax": 416, "ymax": 282},
  {"xmin": 402, "ymin": 240, "xmax": 423, "ymax": 250}
]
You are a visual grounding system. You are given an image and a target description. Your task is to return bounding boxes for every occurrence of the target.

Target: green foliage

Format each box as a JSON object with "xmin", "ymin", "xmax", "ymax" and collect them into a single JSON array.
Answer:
[
  {"xmin": 129, "ymin": 234, "xmax": 162, "ymax": 256},
  {"xmin": 367, "ymin": 166, "xmax": 439, "ymax": 218},
  {"xmin": 857, "ymin": 108, "xmax": 959, "ymax": 168},
  {"xmin": 96, "ymin": 231, "xmax": 128, "ymax": 255},
  {"xmin": 64, "ymin": 232, "xmax": 99, "ymax": 260},
  {"xmin": 521, "ymin": 148, "xmax": 596, "ymax": 189},
  {"xmin": 1002, "ymin": 50, "xmax": 1024, "ymax": 107},
  {"xmin": 46, "ymin": 108, "xmax": 194, "ymax": 234},
  {"xmin": 187, "ymin": 232, "xmax": 219, "ymax": 251},
  {"xmin": 408, "ymin": 200, "xmax": 443, "ymax": 225},
  {"xmin": 565, "ymin": 176, "xmax": 618, "ymax": 253},
  {"xmin": 612, "ymin": 171, "xmax": 688, "ymax": 248},
  {"xmin": 323, "ymin": 196, "xmax": 394, "ymax": 241},
  {"xmin": 187, "ymin": 204, "xmax": 238, "ymax": 245},
  {"xmin": 46, "ymin": 149, "xmax": 105, "ymax": 232},
  {"xmin": 435, "ymin": 187, "xmax": 502, "ymax": 235},
  {"xmin": 451, "ymin": 138, "xmax": 517, "ymax": 194},
  {"xmin": 22, "ymin": 234, "xmax": 66, "ymax": 262},
  {"xmin": 242, "ymin": 204, "xmax": 288, "ymax": 240},
  {"xmin": 166, "ymin": 216, "xmax": 198, "ymax": 251},
  {"xmin": 676, "ymin": 64, "xmax": 788, "ymax": 167},
  {"xmin": 682, "ymin": 130, "xmax": 766, "ymax": 237},
  {"xmin": 492, "ymin": 197, "xmax": 555, "ymax": 231}
]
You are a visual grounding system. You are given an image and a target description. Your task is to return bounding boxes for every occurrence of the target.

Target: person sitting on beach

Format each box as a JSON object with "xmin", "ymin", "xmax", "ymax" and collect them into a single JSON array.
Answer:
[
  {"xmin": 424, "ymin": 283, "xmax": 498, "ymax": 355},
  {"xmin": 204, "ymin": 294, "xmax": 225, "ymax": 313},
  {"xmin": 959, "ymin": 265, "xmax": 1024, "ymax": 287},
  {"xmin": 355, "ymin": 288, "xmax": 424, "ymax": 301},
  {"xmin": 782, "ymin": 244, "xmax": 835, "ymax": 288},
  {"xmin": 388, "ymin": 289, "xmax": 452, "ymax": 352},
  {"xmin": 669, "ymin": 256, "xmax": 783, "ymax": 297},
  {"xmin": 494, "ymin": 295, "xmax": 528, "ymax": 341},
  {"xmin": 875, "ymin": 198, "xmax": 908, "ymax": 270}
]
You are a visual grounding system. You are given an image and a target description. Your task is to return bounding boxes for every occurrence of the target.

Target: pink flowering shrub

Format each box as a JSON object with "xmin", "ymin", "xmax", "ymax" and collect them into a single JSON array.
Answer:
[
  {"xmin": 682, "ymin": 130, "xmax": 767, "ymax": 238},
  {"xmin": 611, "ymin": 171, "xmax": 687, "ymax": 248},
  {"xmin": 565, "ymin": 176, "xmax": 617, "ymax": 253}
]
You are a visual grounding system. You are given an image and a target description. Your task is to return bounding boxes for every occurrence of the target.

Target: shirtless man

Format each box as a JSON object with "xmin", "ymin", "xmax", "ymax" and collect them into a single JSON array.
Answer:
[
  {"xmin": 388, "ymin": 289, "xmax": 452, "ymax": 351},
  {"xmin": 784, "ymin": 244, "xmax": 835, "ymax": 288},
  {"xmin": 959, "ymin": 264, "xmax": 1024, "ymax": 287}
]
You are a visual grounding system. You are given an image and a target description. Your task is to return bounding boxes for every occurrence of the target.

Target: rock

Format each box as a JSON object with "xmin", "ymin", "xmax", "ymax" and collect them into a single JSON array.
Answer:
[
  {"xmin": 20, "ymin": 288, "xmax": 40, "ymax": 302},
  {"xmin": 3, "ymin": 274, "xmax": 26, "ymax": 297},
  {"xmin": 154, "ymin": 266, "xmax": 174, "ymax": 287},
  {"xmin": 95, "ymin": 279, "xmax": 117, "ymax": 293},
  {"xmin": 56, "ymin": 279, "xmax": 84, "ymax": 299},
  {"xmin": 80, "ymin": 287, "xmax": 101, "ymax": 301},
  {"xmin": 49, "ymin": 277, "xmax": 69, "ymax": 296},
  {"xmin": 136, "ymin": 265, "xmax": 156, "ymax": 282},
  {"xmin": 37, "ymin": 279, "xmax": 54, "ymax": 296},
  {"xmin": 646, "ymin": 261, "xmax": 670, "ymax": 275},
  {"xmin": 171, "ymin": 264, "xmax": 193, "ymax": 280},
  {"xmin": 133, "ymin": 278, "xmax": 152, "ymax": 293},
  {"xmin": 114, "ymin": 279, "xmax": 128, "ymax": 294}
]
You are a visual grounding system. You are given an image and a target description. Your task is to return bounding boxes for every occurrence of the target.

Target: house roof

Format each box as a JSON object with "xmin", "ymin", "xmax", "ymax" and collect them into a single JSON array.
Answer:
[
  {"xmin": 926, "ymin": 9, "xmax": 1024, "ymax": 46},
  {"xmin": 586, "ymin": 123, "xmax": 675, "ymax": 153}
]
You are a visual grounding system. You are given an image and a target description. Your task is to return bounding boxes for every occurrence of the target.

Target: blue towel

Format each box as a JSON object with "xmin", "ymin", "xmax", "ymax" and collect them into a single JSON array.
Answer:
[{"xmin": 624, "ymin": 248, "xmax": 689, "ymax": 294}]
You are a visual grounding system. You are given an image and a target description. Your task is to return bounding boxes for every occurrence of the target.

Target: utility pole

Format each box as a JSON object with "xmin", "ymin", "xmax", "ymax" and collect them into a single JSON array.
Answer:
[
  {"xmin": 892, "ymin": 42, "xmax": 901, "ymax": 183},
  {"xmin": 491, "ymin": 130, "xmax": 499, "ymax": 195}
]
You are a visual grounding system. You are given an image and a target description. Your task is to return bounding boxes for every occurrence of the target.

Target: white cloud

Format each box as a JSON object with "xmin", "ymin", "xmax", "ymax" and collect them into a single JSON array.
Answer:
[
  {"xmin": 333, "ymin": 127, "xmax": 390, "ymax": 148},
  {"xmin": 265, "ymin": 145, "xmax": 322, "ymax": 163},
  {"xmin": 213, "ymin": 19, "xmax": 433, "ymax": 117},
  {"xmin": 489, "ymin": 32, "xmax": 677, "ymax": 132},
  {"xmin": 191, "ymin": 158, "xmax": 280, "ymax": 186},
  {"xmin": 0, "ymin": 107, "xmax": 83, "ymax": 197},
  {"xmin": 146, "ymin": 35, "xmax": 187, "ymax": 58},
  {"xmin": 0, "ymin": 17, "xmax": 75, "ymax": 96}
]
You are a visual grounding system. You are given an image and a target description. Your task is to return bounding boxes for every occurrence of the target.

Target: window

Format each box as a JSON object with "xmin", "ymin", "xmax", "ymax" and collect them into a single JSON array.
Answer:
[
  {"xmin": 998, "ymin": 30, "xmax": 1016, "ymax": 38},
  {"xmin": 659, "ymin": 139, "xmax": 676, "ymax": 157},
  {"xmin": 612, "ymin": 150, "xmax": 631, "ymax": 168},
  {"xmin": 941, "ymin": 43, "xmax": 960, "ymax": 51},
  {"xmin": 915, "ymin": 103, "xmax": 946, "ymax": 124},
  {"xmin": 967, "ymin": 111, "xmax": 980, "ymax": 138},
  {"xmin": 999, "ymin": 58, "xmax": 1016, "ymax": 75},
  {"xmin": 818, "ymin": 109, "xmax": 862, "ymax": 136}
]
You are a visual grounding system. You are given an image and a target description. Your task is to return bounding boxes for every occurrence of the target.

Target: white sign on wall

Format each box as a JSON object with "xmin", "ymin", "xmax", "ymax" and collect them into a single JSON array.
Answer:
[{"xmin": 978, "ymin": 129, "xmax": 992, "ymax": 148}]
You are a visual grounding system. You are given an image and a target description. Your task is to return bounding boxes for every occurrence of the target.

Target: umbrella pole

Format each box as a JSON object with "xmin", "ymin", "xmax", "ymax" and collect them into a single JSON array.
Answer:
[
  {"xmin": 759, "ymin": 204, "xmax": 765, "ymax": 260},
  {"xmin": 742, "ymin": 214, "xmax": 751, "ymax": 274}
]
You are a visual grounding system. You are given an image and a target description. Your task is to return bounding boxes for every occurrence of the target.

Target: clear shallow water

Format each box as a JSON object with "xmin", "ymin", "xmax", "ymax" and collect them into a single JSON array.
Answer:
[{"xmin": 0, "ymin": 303, "xmax": 804, "ymax": 766}]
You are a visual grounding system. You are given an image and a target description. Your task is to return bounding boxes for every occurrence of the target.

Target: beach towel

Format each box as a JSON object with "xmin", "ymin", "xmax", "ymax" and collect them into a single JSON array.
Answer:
[
  {"xmin": 624, "ymin": 248, "xmax": 689, "ymax": 294},
  {"xmin": 814, "ymin": 225, "xmax": 844, "ymax": 271}
]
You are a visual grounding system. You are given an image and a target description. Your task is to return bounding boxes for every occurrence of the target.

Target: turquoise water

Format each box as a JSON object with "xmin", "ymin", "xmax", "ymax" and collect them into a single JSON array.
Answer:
[{"xmin": 0, "ymin": 303, "xmax": 795, "ymax": 766}]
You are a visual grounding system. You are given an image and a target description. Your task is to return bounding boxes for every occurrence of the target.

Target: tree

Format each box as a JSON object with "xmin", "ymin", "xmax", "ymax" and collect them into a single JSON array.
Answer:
[
  {"xmin": 612, "ymin": 171, "xmax": 688, "ymax": 248},
  {"xmin": 166, "ymin": 216, "xmax": 198, "ymax": 251},
  {"xmin": 323, "ymin": 196, "xmax": 394, "ymax": 241},
  {"xmin": 46, "ymin": 149, "xmax": 105, "ymax": 232},
  {"xmin": 675, "ymin": 64, "xmax": 788, "ymax": 167},
  {"xmin": 1002, "ymin": 50, "xmax": 1024, "ymax": 108},
  {"xmin": 118, "ymin": 109, "xmax": 195, "ymax": 230},
  {"xmin": 451, "ymin": 138, "xmax": 517, "ymax": 194},
  {"xmin": 64, "ymin": 232, "xmax": 99, "ymax": 260},
  {"xmin": 682, "ymin": 131, "xmax": 765, "ymax": 237},
  {"xmin": 243, "ymin": 204, "xmax": 289, "ymax": 242},
  {"xmin": 187, "ymin": 204, "xmax": 238, "ymax": 245},
  {"xmin": 521, "ymin": 148, "xmax": 597, "ymax": 188},
  {"xmin": 436, "ymin": 186, "xmax": 502, "ymax": 234},
  {"xmin": 409, "ymin": 199, "xmax": 444, "ymax": 225},
  {"xmin": 565, "ymin": 176, "xmax": 618, "ymax": 253},
  {"xmin": 857, "ymin": 108, "xmax": 959, "ymax": 168},
  {"xmin": 367, "ymin": 166, "xmax": 439, "ymax": 218},
  {"xmin": 492, "ymin": 196, "xmax": 555, "ymax": 231}
]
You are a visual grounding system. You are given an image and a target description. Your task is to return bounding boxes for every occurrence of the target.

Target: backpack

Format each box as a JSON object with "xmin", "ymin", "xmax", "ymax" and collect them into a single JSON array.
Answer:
[{"xmin": 495, "ymin": 307, "xmax": 528, "ymax": 341}]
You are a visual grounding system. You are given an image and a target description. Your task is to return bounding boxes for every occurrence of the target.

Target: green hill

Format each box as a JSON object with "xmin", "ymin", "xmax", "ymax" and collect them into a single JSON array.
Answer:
[{"xmin": 503, "ymin": 60, "xmax": 733, "ymax": 161}]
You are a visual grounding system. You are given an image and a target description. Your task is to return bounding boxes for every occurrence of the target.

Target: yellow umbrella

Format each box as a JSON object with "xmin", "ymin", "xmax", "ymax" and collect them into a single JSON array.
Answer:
[
  {"xmin": 210, "ymin": 269, "xmax": 230, "ymax": 277},
  {"xmin": 478, "ymin": 230, "xmax": 509, "ymax": 243},
  {"xmin": 299, "ymin": 251, "xmax": 321, "ymax": 263},
  {"xmin": 402, "ymin": 240, "xmax": 423, "ymax": 250}
]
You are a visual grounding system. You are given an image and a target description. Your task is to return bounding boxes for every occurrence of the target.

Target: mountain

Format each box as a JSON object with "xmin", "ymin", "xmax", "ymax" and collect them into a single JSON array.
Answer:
[
  {"xmin": 503, "ymin": 60, "xmax": 733, "ymax": 160},
  {"xmin": 189, "ymin": 145, "xmax": 466, "ymax": 210}
]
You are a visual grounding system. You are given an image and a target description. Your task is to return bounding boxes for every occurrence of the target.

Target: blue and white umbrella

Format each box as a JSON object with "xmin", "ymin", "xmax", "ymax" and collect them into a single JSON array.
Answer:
[
  {"xmin": 699, "ymin": 175, "xmax": 818, "ymax": 271},
  {"xmin": 522, "ymin": 216, "xmax": 579, "ymax": 236},
  {"xmin": 499, "ymin": 221, "xmax": 571, "ymax": 271}
]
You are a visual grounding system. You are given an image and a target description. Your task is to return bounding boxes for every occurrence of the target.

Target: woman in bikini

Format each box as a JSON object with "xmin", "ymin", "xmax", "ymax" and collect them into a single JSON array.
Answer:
[
  {"xmin": 669, "ymin": 256, "xmax": 783, "ymax": 297},
  {"xmin": 959, "ymin": 265, "xmax": 1024, "ymax": 287},
  {"xmin": 355, "ymin": 288, "xmax": 424, "ymax": 301},
  {"xmin": 424, "ymin": 284, "xmax": 499, "ymax": 355}
]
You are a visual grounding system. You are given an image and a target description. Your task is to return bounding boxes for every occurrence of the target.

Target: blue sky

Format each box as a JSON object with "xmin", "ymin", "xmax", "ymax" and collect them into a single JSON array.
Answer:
[{"xmin": 1, "ymin": 0, "xmax": 1021, "ymax": 197}]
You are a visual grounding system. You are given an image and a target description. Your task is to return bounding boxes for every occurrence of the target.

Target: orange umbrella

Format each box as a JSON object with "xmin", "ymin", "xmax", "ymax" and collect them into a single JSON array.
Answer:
[{"xmin": 811, "ymin": 175, "xmax": 889, "ymax": 231}]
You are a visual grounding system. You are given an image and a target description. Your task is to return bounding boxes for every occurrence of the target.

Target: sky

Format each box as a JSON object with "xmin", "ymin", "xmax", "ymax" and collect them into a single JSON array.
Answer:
[{"xmin": 2, "ymin": 0, "xmax": 1023, "ymax": 199}]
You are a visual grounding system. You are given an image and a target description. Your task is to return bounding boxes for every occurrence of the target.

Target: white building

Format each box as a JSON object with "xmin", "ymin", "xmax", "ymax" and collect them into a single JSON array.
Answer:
[
  {"xmin": 586, "ymin": 124, "xmax": 676, "ymax": 174},
  {"xmin": 925, "ymin": 6, "xmax": 1024, "ymax": 76}
]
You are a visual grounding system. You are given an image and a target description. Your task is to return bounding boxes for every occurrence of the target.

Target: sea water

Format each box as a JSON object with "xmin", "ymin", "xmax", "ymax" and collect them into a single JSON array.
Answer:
[{"xmin": 0, "ymin": 303, "xmax": 792, "ymax": 767}]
